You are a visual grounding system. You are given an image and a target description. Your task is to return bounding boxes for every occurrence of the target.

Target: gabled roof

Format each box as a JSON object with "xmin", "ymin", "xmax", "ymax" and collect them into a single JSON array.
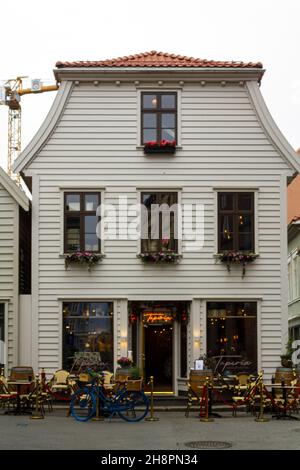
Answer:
[
  {"xmin": 0, "ymin": 166, "xmax": 29, "ymax": 211},
  {"xmin": 56, "ymin": 50, "xmax": 263, "ymax": 69}
]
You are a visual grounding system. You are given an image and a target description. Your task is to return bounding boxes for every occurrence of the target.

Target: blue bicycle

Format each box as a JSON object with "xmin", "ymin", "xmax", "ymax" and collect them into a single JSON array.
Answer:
[{"xmin": 70, "ymin": 374, "xmax": 149, "ymax": 422}]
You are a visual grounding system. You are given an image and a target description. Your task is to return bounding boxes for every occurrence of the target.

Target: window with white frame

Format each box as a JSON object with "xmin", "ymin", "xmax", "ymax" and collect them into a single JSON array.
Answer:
[{"xmin": 288, "ymin": 251, "xmax": 300, "ymax": 302}]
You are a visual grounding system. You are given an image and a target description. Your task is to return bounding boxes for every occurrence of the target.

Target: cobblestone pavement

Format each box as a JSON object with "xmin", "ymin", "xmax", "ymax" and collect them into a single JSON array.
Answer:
[{"xmin": 0, "ymin": 410, "xmax": 300, "ymax": 450}]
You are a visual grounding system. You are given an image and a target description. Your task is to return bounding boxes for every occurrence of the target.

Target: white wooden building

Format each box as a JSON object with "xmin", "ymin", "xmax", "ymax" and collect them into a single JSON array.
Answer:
[
  {"xmin": 0, "ymin": 167, "xmax": 29, "ymax": 372},
  {"xmin": 14, "ymin": 51, "xmax": 300, "ymax": 392}
]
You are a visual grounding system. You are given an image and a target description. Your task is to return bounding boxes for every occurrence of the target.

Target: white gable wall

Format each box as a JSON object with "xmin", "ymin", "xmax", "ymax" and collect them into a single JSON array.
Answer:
[{"xmin": 24, "ymin": 79, "xmax": 293, "ymax": 381}]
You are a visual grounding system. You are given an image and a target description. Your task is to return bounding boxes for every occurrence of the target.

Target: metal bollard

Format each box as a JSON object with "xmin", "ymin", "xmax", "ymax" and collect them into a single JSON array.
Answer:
[
  {"xmin": 31, "ymin": 374, "xmax": 44, "ymax": 420},
  {"xmin": 92, "ymin": 375, "xmax": 104, "ymax": 421},
  {"xmin": 145, "ymin": 376, "xmax": 159, "ymax": 422},
  {"xmin": 255, "ymin": 372, "xmax": 269, "ymax": 422},
  {"xmin": 200, "ymin": 377, "xmax": 214, "ymax": 422}
]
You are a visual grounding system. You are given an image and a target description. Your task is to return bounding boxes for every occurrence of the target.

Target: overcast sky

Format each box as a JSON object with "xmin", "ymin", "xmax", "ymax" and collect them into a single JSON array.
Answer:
[{"xmin": 0, "ymin": 0, "xmax": 299, "ymax": 171}]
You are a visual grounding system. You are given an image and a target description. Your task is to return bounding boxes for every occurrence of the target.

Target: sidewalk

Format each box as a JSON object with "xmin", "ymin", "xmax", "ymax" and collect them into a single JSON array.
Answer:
[{"xmin": 1, "ymin": 410, "xmax": 300, "ymax": 450}]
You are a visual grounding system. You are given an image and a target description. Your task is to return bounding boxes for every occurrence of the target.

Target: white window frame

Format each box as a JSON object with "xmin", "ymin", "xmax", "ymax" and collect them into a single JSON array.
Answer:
[
  {"xmin": 213, "ymin": 187, "xmax": 259, "ymax": 255},
  {"xmin": 288, "ymin": 249, "xmax": 300, "ymax": 303},
  {"xmin": 136, "ymin": 87, "xmax": 182, "ymax": 148},
  {"xmin": 59, "ymin": 186, "xmax": 105, "ymax": 256}
]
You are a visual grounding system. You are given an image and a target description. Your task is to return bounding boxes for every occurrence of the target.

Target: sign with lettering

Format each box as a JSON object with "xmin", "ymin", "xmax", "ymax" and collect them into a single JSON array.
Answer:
[{"xmin": 143, "ymin": 311, "xmax": 173, "ymax": 325}]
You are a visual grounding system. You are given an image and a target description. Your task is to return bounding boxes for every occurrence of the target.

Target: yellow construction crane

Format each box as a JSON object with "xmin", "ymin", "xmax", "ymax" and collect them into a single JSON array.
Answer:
[{"xmin": 0, "ymin": 77, "xmax": 58, "ymax": 183}]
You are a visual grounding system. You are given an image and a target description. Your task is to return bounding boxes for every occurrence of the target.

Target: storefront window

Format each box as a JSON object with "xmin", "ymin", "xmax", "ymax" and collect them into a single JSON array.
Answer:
[
  {"xmin": 63, "ymin": 302, "xmax": 113, "ymax": 372},
  {"xmin": 207, "ymin": 302, "xmax": 257, "ymax": 374},
  {"xmin": 0, "ymin": 304, "xmax": 4, "ymax": 369}
]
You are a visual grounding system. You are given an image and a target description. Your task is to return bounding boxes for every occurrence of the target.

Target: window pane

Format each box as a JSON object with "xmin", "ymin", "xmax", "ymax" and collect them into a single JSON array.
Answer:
[
  {"xmin": 207, "ymin": 301, "xmax": 257, "ymax": 375},
  {"xmin": 63, "ymin": 302, "xmax": 114, "ymax": 372},
  {"xmin": 143, "ymin": 94, "xmax": 157, "ymax": 109},
  {"xmin": 143, "ymin": 113, "xmax": 157, "ymax": 128},
  {"xmin": 85, "ymin": 194, "xmax": 99, "ymax": 212},
  {"xmin": 66, "ymin": 194, "xmax": 80, "ymax": 211},
  {"xmin": 84, "ymin": 216, "xmax": 98, "ymax": 251},
  {"xmin": 238, "ymin": 214, "xmax": 253, "ymax": 233},
  {"xmin": 142, "ymin": 193, "xmax": 157, "ymax": 207},
  {"xmin": 238, "ymin": 234, "xmax": 253, "ymax": 251},
  {"xmin": 85, "ymin": 234, "xmax": 99, "ymax": 251},
  {"xmin": 219, "ymin": 193, "xmax": 233, "ymax": 211},
  {"xmin": 161, "ymin": 94, "xmax": 176, "ymax": 109},
  {"xmin": 143, "ymin": 129, "xmax": 157, "ymax": 143},
  {"xmin": 238, "ymin": 193, "xmax": 253, "ymax": 211},
  {"xmin": 161, "ymin": 129, "xmax": 176, "ymax": 141},
  {"xmin": 161, "ymin": 113, "xmax": 175, "ymax": 128},
  {"xmin": 66, "ymin": 216, "xmax": 80, "ymax": 251}
]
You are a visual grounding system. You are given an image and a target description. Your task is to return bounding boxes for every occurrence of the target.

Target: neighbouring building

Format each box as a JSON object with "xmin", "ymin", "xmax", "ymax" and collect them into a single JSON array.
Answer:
[
  {"xmin": 0, "ymin": 166, "xmax": 30, "ymax": 373},
  {"xmin": 13, "ymin": 51, "xmax": 300, "ymax": 393},
  {"xmin": 287, "ymin": 149, "xmax": 300, "ymax": 342}
]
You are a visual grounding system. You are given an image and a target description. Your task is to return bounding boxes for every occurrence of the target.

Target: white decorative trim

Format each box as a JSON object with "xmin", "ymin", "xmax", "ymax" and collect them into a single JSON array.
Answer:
[
  {"xmin": 13, "ymin": 81, "xmax": 73, "ymax": 173},
  {"xmin": 280, "ymin": 174, "xmax": 289, "ymax": 352},
  {"xmin": 31, "ymin": 174, "xmax": 40, "ymax": 372},
  {"xmin": 246, "ymin": 81, "xmax": 300, "ymax": 174},
  {"xmin": 0, "ymin": 167, "xmax": 29, "ymax": 211}
]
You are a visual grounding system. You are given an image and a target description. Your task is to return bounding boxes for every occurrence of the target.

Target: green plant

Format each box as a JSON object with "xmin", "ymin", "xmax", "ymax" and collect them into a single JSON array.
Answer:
[
  {"xmin": 129, "ymin": 366, "xmax": 141, "ymax": 380},
  {"xmin": 281, "ymin": 338, "xmax": 294, "ymax": 367}
]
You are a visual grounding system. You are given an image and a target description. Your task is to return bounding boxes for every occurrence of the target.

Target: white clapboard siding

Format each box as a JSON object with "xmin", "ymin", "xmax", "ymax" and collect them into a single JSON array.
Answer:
[
  {"xmin": 26, "ymin": 81, "xmax": 292, "ymax": 378},
  {"xmin": 0, "ymin": 184, "xmax": 18, "ymax": 370}
]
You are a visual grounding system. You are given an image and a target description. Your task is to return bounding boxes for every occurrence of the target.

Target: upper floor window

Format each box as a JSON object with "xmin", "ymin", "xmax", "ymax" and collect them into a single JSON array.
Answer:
[
  {"xmin": 141, "ymin": 192, "xmax": 178, "ymax": 253},
  {"xmin": 288, "ymin": 252, "xmax": 300, "ymax": 302},
  {"xmin": 218, "ymin": 192, "xmax": 254, "ymax": 252},
  {"xmin": 141, "ymin": 92, "xmax": 177, "ymax": 144},
  {"xmin": 64, "ymin": 192, "xmax": 100, "ymax": 253}
]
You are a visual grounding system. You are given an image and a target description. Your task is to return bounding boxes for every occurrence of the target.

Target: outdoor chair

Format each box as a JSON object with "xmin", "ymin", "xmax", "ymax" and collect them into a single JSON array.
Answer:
[
  {"xmin": 232, "ymin": 375, "xmax": 262, "ymax": 417},
  {"xmin": 185, "ymin": 371, "xmax": 213, "ymax": 417},
  {"xmin": 0, "ymin": 375, "xmax": 17, "ymax": 411},
  {"xmin": 48, "ymin": 369, "xmax": 74, "ymax": 399}
]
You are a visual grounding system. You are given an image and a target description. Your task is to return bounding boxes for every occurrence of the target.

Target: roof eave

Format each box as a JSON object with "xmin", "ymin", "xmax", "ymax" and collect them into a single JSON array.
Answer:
[{"xmin": 54, "ymin": 67, "xmax": 264, "ymax": 82}]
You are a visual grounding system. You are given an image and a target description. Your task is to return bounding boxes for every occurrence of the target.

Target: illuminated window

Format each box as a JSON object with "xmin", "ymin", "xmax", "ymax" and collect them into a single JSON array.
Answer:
[
  {"xmin": 218, "ymin": 192, "xmax": 254, "ymax": 252},
  {"xmin": 141, "ymin": 92, "xmax": 177, "ymax": 144},
  {"xmin": 63, "ymin": 302, "xmax": 113, "ymax": 372},
  {"xmin": 207, "ymin": 301, "xmax": 257, "ymax": 374}
]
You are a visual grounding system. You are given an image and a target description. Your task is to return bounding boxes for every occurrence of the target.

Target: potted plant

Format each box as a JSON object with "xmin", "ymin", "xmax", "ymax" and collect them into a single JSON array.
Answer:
[
  {"xmin": 115, "ymin": 356, "xmax": 133, "ymax": 380},
  {"xmin": 216, "ymin": 251, "xmax": 258, "ymax": 277},
  {"xmin": 127, "ymin": 366, "xmax": 143, "ymax": 391},
  {"xmin": 143, "ymin": 140, "xmax": 176, "ymax": 155},
  {"xmin": 137, "ymin": 251, "xmax": 182, "ymax": 263},
  {"xmin": 280, "ymin": 338, "xmax": 294, "ymax": 369},
  {"xmin": 65, "ymin": 251, "xmax": 104, "ymax": 271}
]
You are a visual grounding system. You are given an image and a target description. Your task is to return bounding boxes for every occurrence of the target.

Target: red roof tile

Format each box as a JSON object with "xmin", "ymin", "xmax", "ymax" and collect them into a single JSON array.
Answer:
[{"xmin": 56, "ymin": 50, "xmax": 263, "ymax": 69}]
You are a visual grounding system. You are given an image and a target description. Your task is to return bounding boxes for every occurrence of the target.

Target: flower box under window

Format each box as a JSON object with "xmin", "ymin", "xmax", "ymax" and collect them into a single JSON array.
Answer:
[
  {"xmin": 65, "ymin": 251, "xmax": 104, "ymax": 271},
  {"xmin": 137, "ymin": 251, "xmax": 182, "ymax": 264},
  {"xmin": 144, "ymin": 140, "xmax": 176, "ymax": 155}
]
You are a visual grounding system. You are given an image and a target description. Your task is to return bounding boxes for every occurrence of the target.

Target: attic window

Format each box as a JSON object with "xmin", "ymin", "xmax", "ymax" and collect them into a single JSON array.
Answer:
[{"xmin": 141, "ymin": 92, "xmax": 177, "ymax": 145}]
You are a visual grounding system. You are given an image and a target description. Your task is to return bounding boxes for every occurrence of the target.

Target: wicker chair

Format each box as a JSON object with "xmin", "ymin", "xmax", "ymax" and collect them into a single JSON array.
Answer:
[{"xmin": 185, "ymin": 371, "xmax": 213, "ymax": 417}]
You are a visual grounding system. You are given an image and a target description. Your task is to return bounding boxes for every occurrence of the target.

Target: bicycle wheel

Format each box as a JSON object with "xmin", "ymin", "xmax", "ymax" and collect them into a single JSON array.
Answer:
[
  {"xmin": 70, "ymin": 387, "xmax": 96, "ymax": 422},
  {"xmin": 117, "ymin": 390, "xmax": 149, "ymax": 422}
]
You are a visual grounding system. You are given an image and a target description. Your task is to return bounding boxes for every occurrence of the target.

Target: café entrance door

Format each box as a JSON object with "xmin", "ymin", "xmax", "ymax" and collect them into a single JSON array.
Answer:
[{"xmin": 144, "ymin": 324, "xmax": 173, "ymax": 391}]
